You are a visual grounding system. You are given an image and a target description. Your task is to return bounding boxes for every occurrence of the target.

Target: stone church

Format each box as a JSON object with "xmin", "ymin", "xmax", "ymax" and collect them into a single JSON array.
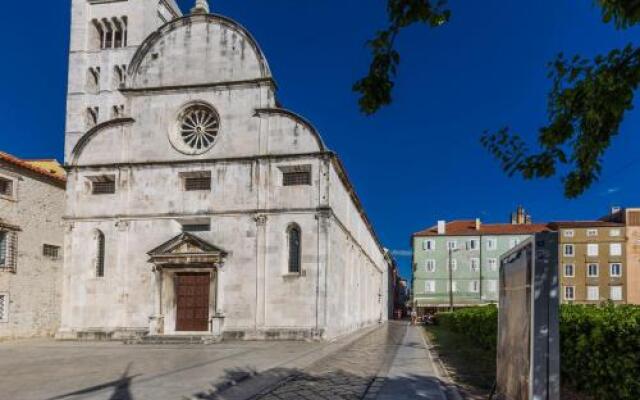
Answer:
[{"xmin": 60, "ymin": 0, "xmax": 392, "ymax": 340}]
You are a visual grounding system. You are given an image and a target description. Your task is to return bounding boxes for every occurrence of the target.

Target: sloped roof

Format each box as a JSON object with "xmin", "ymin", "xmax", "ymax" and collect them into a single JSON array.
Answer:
[
  {"xmin": 548, "ymin": 221, "xmax": 624, "ymax": 229},
  {"xmin": 414, "ymin": 220, "xmax": 550, "ymax": 237},
  {"xmin": 23, "ymin": 159, "xmax": 66, "ymax": 179},
  {"xmin": 0, "ymin": 152, "xmax": 66, "ymax": 186},
  {"xmin": 147, "ymin": 232, "xmax": 228, "ymax": 256}
]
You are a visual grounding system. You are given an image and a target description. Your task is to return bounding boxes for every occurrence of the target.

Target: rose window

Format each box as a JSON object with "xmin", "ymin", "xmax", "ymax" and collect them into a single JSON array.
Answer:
[{"xmin": 179, "ymin": 105, "xmax": 220, "ymax": 151}]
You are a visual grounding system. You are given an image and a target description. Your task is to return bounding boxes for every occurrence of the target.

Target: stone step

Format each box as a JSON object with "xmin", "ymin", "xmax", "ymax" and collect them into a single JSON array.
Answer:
[{"xmin": 124, "ymin": 335, "xmax": 220, "ymax": 345}]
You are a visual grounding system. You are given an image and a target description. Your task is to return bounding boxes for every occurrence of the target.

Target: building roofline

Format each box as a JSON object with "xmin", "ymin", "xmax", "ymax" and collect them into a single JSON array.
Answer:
[{"xmin": 0, "ymin": 152, "xmax": 66, "ymax": 187}]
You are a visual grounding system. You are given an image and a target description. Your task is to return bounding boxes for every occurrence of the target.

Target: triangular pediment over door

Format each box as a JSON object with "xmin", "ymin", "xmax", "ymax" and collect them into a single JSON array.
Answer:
[{"xmin": 147, "ymin": 232, "xmax": 228, "ymax": 268}]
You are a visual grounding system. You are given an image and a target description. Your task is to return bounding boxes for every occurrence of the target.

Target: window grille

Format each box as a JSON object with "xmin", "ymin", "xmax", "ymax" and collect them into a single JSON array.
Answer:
[
  {"xmin": 283, "ymin": 171, "xmax": 311, "ymax": 186},
  {"xmin": 182, "ymin": 224, "xmax": 210, "ymax": 232},
  {"xmin": 0, "ymin": 231, "xmax": 18, "ymax": 271},
  {"xmin": 0, "ymin": 294, "xmax": 6, "ymax": 322},
  {"xmin": 0, "ymin": 178, "xmax": 13, "ymax": 197},
  {"xmin": 288, "ymin": 225, "xmax": 301, "ymax": 274},
  {"xmin": 0, "ymin": 232, "xmax": 6, "ymax": 267},
  {"xmin": 185, "ymin": 177, "xmax": 211, "ymax": 191},
  {"xmin": 43, "ymin": 244, "xmax": 60, "ymax": 259},
  {"xmin": 96, "ymin": 231, "xmax": 105, "ymax": 277},
  {"xmin": 92, "ymin": 180, "xmax": 115, "ymax": 195}
]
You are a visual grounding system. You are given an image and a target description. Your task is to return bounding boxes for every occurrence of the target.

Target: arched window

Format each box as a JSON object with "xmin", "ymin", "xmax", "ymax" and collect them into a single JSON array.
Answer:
[
  {"xmin": 96, "ymin": 230, "xmax": 105, "ymax": 277},
  {"xmin": 287, "ymin": 225, "xmax": 301, "ymax": 274}
]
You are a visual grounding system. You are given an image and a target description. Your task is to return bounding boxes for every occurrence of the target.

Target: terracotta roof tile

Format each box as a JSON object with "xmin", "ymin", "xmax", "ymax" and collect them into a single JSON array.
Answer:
[
  {"xmin": 0, "ymin": 152, "xmax": 66, "ymax": 185},
  {"xmin": 414, "ymin": 220, "xmax": 550, "ymax": 237}
]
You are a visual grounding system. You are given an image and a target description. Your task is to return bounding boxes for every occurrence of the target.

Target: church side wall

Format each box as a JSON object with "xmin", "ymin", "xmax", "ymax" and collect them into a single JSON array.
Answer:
[{"xmin": 325, "ymin": 161, "xmax": 389, "ymax": 338}]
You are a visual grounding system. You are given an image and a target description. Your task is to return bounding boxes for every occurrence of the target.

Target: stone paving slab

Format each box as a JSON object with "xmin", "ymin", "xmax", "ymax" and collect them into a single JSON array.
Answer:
[
  {"xmin": 0, "ymin": 330, "xmax": 371, "ymax": 400},
  {"xmin": 374, "ymin": 324, "xmax": 448, "ymax": 400},
  {"xmin": 246, "ymin": 322, "xmax": 408, "ymax": 400}
]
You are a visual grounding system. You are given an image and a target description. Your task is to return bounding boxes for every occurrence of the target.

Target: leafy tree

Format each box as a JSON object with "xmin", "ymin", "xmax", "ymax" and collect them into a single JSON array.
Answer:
[{"xmin": 356, "ymin": 1, "xmax": 640, "ymax": 197}]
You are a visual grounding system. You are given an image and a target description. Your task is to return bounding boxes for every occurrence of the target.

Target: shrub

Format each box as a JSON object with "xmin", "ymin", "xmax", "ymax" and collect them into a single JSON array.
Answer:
[
  {"xmin": 437, "ymin": 306, "xmax": 498, "ymax": 352},
  {"xmin": 435, "ymin": 304, "xmax": 640, "ymax": 400}
]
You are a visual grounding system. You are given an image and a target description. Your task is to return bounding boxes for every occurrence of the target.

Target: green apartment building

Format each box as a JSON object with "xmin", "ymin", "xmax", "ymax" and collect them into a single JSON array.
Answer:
[{"xmin": 412, "ymin": 210, "xmax": 548, "ymax": 313}]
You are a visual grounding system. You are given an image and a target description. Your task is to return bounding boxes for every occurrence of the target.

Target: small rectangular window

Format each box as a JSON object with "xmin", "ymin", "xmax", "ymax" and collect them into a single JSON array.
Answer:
[
  {"xmin": 446, "ymin": 259, "xmax": 458, "ymax": 271},
  {"xmin": 0, "ymin": 293, "xmax": 7, "ymax": 322},
  {"xmin": 564, "ymin": 264, "xmax": 575, "ymax": 277},
  {"xmin": 486, "ymin": 238, "xmax": 497, "ymax": 250},
  {"xmin": 43, "ymin": 244, "xmax": 60, "ymax": 259},
  {"xmin": 89, "ymin": 176, "xmax": 116, "ymax": 195},
  {"xmin": 182, "ymin": 224, "xmax": 211, "ymax": 232},
  {"xmin": 609, "ymin": 229, "xmax": 621, "ymax": 237},
  {"xmin": 0, "ymin": 231, "xmax": 16, "ymax": 270},
  {"xmin": 424, "ymin": 280, "xmax": 436, "ymax": 293},
  {"xmin": 587, "ymin": 229, "xmax": 598, "ymax": 237},
  {"xmin": 563, "ymin": 244, "xmax": 575, "ymax": 257},
  {"xmin": 587, "ymin": 286, "xmax": 599, "ymax": 301},
  {"xmin": 487, "ymin": 258, "xmax": 498, "ymax": 272},
  {"xmin": 563, "ymin": 230, "xmax": 575, "ymax": 238},
  {"xmin": 185, "ymin": 177, "xmax": 211, "ymax": 191},
  {"xmin": 0, "ymin": 232, "xmax": 6, "ymax": 267},
  {"xmin": 509, "ymin": 238, "xmax": 520, "ymax": 248},
  {"xmin": 450, "ymin": 281, "xmax": 458, "ymax": 293},
  {"xmin": 422, "ymin": 239, "xmax": 435, "ymax": 251},
  {"xmin": 447, "ymin": 241, "xmax": 457, "ymax": 250},
  {"xmin": 469, "ymin": 280, "xmax": 480, "ymax": 293},
  {"xmin": 587, "ymin": 263, "xmax": 599, "ymax": 277},
  {"xmin": 610, "ymin": 286, "xmax": 623, "ymax": 301},
  {"xmin": 0, "ymin": 177, "xmax": 13, "ymax": 197},
  {"xmin": 587, "ymin": 244, "xmax": 599, "ymax": 257},
  {"xmin": 283, "ymin": 171, "xmax": 311, "ymax": 186},
  {"xmin": 424, "ymin": 259, "xmax": 436, "ymax": 273},
  {"xmin": 467, "ymin": 239, "xmax": 479, "ymax": 250},
  {"xmin": 470, "ymin": 258, "xmax": 480, "ymax": 272},
  {"xmin": 610, "ymin": 263, "xmax": 622, "ymax": 277},
  {"xmin": 564, "ymin": 286, "xmax": 575, "ymax": 300},
  {"xmin": 610, "ymin": 243, "xmax": 622, "ymax": 256}
]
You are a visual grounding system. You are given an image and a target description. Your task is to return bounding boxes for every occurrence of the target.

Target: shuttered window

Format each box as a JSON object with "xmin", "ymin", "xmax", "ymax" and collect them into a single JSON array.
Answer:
[{"xmin": 0, "ymin": 178, "xmax": 13, "ymax": 197}]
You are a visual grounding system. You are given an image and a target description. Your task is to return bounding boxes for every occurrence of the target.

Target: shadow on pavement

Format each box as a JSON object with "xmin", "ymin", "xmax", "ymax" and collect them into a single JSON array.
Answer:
[
  {"xmin": 47, "ymin": 363, "xmax": 140, "ymax": 400},
  {"xmin": 189, "ymin": 366, "xmax": 451, "ymax": 400}
]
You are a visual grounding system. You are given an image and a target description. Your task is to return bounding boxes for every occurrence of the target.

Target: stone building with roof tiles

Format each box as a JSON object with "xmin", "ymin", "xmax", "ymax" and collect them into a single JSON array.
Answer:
[
  {"xmin": 60, "ymin": 0, "xmax": 391, "ymax": 341},
  {"xmin": 0, "ymin": 152, "xmax": 66, "ymax": 338},
  {"xmin": 411, "ymin": 207, "xmax": 549, "ymax": 313}
]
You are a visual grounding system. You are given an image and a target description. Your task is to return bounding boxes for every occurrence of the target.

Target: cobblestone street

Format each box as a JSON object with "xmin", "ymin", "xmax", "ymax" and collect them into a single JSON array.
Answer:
[{"xmin": 250, "ymin": 322, "xmax": 408, "ymax": 400}]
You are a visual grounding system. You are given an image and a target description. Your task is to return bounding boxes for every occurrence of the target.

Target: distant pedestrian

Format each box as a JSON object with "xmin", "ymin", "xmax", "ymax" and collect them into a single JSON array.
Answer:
[{"xmin": 410, "ymin": 309, "xmax": 418, "ymax": 325}]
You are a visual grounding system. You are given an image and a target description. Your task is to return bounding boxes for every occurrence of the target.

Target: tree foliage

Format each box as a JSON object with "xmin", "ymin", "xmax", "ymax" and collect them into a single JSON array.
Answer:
[
  {"xmin": 357, "ymin": 1, "xmax": 640, "ymax": 197},
  {"xmin": 353, "ymin": 0, "xmax": 450, "ymax": 115}
]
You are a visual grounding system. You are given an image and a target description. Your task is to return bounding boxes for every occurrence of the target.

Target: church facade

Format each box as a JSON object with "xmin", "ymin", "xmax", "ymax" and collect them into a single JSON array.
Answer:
[{"xmin": 59, "ymin": 0, "xmax": 392, "ymax": 340}]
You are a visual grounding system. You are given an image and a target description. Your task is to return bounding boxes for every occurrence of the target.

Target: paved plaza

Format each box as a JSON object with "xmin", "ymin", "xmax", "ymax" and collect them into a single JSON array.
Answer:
[{"xmin": 0, "ymin": 322, "xmax": 451, "ymax": 400}]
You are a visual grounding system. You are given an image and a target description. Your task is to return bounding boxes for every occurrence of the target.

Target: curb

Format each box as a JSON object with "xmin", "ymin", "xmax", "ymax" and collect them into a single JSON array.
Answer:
[{"xmin": 420, "ymin": 327, "xmax": 464, "ymax": 400}]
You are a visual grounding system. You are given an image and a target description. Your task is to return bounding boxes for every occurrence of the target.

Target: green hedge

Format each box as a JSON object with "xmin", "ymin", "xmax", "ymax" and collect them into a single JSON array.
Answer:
[
  {"xmin": 436, "ymin": 304, "xmax": 640, "ymax": 400},
  {"xmin": 437, "ymin": 306, "xmax": 498, "ymax": 352}
]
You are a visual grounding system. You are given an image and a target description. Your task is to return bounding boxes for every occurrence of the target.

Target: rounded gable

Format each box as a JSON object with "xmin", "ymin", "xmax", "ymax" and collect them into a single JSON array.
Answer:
[{"xmin": 128, "ymin": 14, "xmax": 272, "ymax": 89}]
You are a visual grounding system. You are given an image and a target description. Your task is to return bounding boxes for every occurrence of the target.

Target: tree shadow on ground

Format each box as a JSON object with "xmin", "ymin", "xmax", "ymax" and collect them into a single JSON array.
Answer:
[
  {"xmin": 46, "ymin": 363, "xmax": 139, "ymax": 400},
  {"xmin": 189, "ymin": 366, "xmax": 453, "ymax": 400}
]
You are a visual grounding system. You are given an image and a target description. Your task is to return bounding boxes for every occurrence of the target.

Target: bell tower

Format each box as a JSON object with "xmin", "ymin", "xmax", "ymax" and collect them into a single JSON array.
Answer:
[{"xmin": 64, "ymin": 0, "xmax": 183, "ymax": 162}]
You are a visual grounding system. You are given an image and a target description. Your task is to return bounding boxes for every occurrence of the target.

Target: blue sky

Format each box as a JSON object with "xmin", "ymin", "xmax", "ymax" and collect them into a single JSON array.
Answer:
[{"xmin": 1, "ymin": 1, "xmax": 639, "ymax": 279}]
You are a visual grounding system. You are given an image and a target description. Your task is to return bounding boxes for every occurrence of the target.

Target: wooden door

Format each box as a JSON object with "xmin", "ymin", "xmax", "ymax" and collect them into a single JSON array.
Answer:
[{"xmin": 175, "ymin": 273, "xmax": 210, "ymax": 332}]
